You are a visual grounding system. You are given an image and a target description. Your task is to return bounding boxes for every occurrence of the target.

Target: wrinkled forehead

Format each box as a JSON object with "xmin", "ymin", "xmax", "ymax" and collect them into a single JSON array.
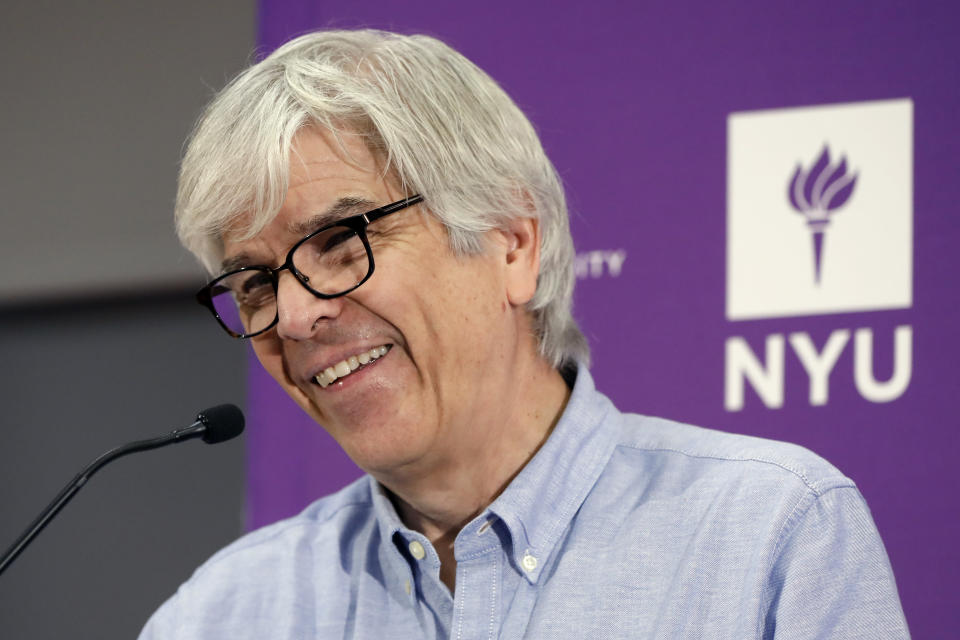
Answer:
[
  {"xmin": 218, "ymin": 124, "xmax": 398, "ymax": 248},
  {"xmin": 290, "ymin": 125, "xmax": 387, "ymax": 183}
]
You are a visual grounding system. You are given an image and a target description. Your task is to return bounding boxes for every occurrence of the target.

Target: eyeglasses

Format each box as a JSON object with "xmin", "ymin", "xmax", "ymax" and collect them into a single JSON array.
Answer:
[{"xmin": 197, "ymin": 194, "xmax": 423, "ymax": 339}]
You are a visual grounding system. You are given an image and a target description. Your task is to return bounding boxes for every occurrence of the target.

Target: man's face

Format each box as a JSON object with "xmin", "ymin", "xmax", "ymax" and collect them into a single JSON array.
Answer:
[{"xmin": 221, "ymin": 128, "xmax": 532, "ymax": 479}]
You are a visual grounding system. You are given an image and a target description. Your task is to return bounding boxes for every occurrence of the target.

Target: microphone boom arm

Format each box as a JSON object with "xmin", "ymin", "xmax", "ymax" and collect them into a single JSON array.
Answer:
[{"xmin": 0, "ymin": 405, "xmax": 242, "ymax": 577}]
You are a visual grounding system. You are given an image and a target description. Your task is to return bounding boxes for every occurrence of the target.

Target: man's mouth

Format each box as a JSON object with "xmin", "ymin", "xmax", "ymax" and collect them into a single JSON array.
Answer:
[{"xmin": 314, "ymin": 345, "xmax": 391, "ymax": 388}]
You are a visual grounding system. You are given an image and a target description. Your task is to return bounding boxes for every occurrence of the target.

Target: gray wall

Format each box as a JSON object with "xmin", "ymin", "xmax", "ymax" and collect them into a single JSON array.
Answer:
[
  {"xmin": 0, "ymin": 2, "xmax": 255, "ymax": 637},
  {"xmin": 0, "ymin": 0, "xmax": 255, "ymax": 302},
  {"xmin": 0, "ymin": 296, "xmax": 247, "ymax": 638}
]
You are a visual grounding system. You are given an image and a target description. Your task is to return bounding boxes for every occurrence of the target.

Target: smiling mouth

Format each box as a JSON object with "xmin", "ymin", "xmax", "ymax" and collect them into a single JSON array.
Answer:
[{"xmin": 314, "ymin": 345, "xmax": 391, "ymax": 388}]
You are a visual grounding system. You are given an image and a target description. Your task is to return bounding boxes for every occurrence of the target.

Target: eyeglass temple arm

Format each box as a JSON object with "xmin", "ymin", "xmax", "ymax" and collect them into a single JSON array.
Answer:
[{"xmin": 364, "ymin": 194, "xmax": 423, "ymax": 224}]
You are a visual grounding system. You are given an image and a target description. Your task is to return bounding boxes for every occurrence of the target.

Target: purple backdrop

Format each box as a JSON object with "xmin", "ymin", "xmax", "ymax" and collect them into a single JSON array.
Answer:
[{"xmin": 247, "ymin": 2, "xmax": 960, "ymax": 636}]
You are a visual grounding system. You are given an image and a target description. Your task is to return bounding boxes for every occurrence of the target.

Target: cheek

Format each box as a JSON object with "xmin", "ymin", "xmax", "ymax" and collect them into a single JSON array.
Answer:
[{"xmin": 425, "ymin": 263, "xmax": 507, "ymax": 356}]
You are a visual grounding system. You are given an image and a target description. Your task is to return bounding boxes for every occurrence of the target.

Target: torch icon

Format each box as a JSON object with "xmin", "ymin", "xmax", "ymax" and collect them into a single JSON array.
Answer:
[{"xmin": 787, "ymin": 145, "xmax": 858, "ymax": 284}]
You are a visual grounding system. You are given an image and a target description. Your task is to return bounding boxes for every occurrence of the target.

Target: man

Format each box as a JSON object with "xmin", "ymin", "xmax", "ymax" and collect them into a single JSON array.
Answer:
[{"xmin": 141, "ymin": 29, "xmax": 909, "ymax": 638}]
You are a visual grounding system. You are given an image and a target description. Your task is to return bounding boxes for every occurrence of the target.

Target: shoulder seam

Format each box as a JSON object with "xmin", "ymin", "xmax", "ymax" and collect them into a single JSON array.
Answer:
[{"xmin": 614, "ymin": 444, "xmax": 854, "ymax": 496}]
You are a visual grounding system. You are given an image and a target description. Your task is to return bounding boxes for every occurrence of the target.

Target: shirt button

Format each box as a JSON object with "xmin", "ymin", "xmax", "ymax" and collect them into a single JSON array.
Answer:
[
  {"xmin": 521, "ymin": 553, "xmax": 538, "ymax": 572},
  {"xmin": 404, "ymin": 580, "xmax": 412, "ymax": 595},
  {"xmin": 409, "ymin": 540, "xmax": 426, "ymax": 560}
]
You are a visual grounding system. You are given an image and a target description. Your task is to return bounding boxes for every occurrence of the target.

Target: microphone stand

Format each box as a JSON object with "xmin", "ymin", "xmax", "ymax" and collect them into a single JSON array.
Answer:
[{"xmin": 0, "ymin": 421, "xmax": 207, "ymax": 577}]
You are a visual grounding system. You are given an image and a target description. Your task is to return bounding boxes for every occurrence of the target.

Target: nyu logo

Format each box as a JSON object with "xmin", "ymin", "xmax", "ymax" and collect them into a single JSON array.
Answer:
[
  {"xmin": 724, "ymin": 99, "xmax": 913, "ymax": 410},
  {"xmin": 788, "ymin": 146, "xmax": 858, "ymax": 284},
  {"xmin": 724, "ymin": 326, "xmax": 912, "ymax": 411},
  {"xmin": 726, "ymin": 99, "xmax": 911, "ymax": 320}
]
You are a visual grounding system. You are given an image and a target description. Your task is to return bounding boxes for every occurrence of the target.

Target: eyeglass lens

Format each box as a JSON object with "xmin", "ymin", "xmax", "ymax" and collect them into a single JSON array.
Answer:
[{"xmin": 209, "ymin": 224, "xmax": 371, "ymax": 336}]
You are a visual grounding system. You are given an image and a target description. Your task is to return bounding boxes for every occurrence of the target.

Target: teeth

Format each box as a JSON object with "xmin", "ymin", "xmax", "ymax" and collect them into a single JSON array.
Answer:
[{"xmin": 315, "ymin": 345, "xmax": 390, "ymax": 387}]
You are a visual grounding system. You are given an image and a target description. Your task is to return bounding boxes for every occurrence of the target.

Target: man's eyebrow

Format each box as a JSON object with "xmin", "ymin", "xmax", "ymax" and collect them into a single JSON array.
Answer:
[
  {"xmin": 220, "ymin": 253, "xmax": 255, "ymax": 274},
  {"xmin": 289, "ymin": 196, "xmax": 378, "ymax": 236}
]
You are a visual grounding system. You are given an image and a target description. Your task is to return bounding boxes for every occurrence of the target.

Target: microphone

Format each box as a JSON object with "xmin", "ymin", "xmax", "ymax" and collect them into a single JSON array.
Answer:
[{"xmin": 0, "ymin": 404, "xmax": 245, "ymax": 577}]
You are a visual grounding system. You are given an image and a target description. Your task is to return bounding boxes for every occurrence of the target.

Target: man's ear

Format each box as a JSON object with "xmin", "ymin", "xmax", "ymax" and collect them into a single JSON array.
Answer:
[{"xmin": 501, "ymin": 216, "xmax": 541, "ymax": 307}]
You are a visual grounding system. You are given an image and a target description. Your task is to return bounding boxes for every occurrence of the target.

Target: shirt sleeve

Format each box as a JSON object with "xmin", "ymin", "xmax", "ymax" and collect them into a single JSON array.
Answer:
[{"xmin": 762, "ymin": 485, "xmax": 910, "ymax": 639}]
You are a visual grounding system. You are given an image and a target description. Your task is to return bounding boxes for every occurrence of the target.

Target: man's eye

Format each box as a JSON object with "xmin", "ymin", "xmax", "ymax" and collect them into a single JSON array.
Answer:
[
  {"xmin": 320, "ymin": 229, "xmax": 359, "ymax": 251},
  {"xmin": 241, "ymin": 271, "xmax": 273, "ymax": 293},
  {"xmin": 229, "ymin": 272, "xmax": 274, "ymax": 308},
  {"xmin": 237, "ymin": 287, "xmax": 274, "ymax": 308}
]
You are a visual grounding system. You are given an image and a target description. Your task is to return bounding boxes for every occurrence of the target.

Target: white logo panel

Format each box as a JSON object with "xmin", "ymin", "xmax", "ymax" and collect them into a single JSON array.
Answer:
[{"xmin": 726, "ymin": 99, "xmax": 913, "ymax": 320}]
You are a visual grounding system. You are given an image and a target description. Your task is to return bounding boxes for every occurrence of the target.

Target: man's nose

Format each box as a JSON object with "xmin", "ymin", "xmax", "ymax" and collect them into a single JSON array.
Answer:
[{"xmin": 275, "ymin": 271, "xmax": 344, "ymax": 340}]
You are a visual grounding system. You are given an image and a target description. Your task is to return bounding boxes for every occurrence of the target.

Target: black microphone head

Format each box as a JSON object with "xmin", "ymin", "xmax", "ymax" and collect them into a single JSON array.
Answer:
[{"xmin": 197, "ymin": 404, "xmax": 245, "ymax": 444}]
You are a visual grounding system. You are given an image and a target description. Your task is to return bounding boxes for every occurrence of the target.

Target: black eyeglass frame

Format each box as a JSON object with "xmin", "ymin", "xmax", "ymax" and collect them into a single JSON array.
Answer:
[{"xmin": 197, "ymin": 194, "xmax": 424, "ymax": 339}]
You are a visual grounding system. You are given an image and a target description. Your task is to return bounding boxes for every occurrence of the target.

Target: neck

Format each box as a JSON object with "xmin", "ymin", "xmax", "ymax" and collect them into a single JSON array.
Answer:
[{"xmin": 378, "ymin": 353, "xmax": 571, "ymax": 590}]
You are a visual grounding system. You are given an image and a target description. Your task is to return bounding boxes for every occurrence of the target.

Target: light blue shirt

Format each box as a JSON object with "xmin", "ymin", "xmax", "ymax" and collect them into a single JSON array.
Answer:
[{"xmin": 140, "ymin": 367, "xmax": 909, "ymax": 638}]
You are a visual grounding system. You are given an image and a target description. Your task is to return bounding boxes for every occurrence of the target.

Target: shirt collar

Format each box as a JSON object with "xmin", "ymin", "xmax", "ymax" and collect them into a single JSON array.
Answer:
[{"xmin": 369, "ymin": 477, "xmax": 440, "ymax": 600}]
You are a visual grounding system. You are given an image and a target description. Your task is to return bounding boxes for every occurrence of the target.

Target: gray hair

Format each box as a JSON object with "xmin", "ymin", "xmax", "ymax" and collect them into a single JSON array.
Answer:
[{"xmin": 176, "ymin": 29, "xmax": 588, "ymax": 368}]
